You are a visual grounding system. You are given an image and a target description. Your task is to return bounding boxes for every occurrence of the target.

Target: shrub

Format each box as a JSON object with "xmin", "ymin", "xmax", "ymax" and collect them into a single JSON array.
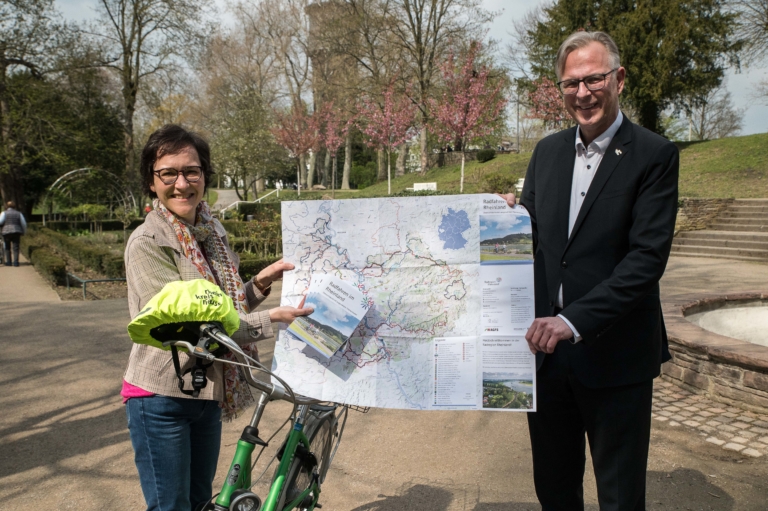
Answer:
[
  {"xmin": 476, "ymin": 148, "xmax": 496, "ymax": 163},
  {"xmin": 237, "ymin": 202, "xmax": 281, "ymax": 220},
  {"xmin": 35, "ymin": 227, "xmax": 125, "ymax": 277},
  {"xmin": 40, "ymin": 219, "xmax": 143, "ymax": 232},
  {"xmin": 20, "ymin": 235, "xmax": 66, "ymax": 284},
  {"xmin": 350, "ymin": 162, "xmax": 377, "ymax": 189},
  {"xmin": 482, "ymin": 172, "xmax": 518, "ymax": 194},
  {"xmin": 238, "ymin": 255, "xmax": 282, "ymax": 282},
  {"xmin": 102, "ymin": 255, "xmax": 126, "ymax": 278}
]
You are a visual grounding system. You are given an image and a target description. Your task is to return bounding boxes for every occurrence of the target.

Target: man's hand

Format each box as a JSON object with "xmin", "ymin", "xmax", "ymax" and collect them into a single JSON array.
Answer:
[
  {"xmin": 496, "ymin": 193, "xmax": 517, "ymax": 208},
  {"xmin": 525, "ymin": 316, "xmax": 574, "ymax": 354},
  {"xmin": 254, "ymin": 259, "xmax": 294, "ymax": 290}
]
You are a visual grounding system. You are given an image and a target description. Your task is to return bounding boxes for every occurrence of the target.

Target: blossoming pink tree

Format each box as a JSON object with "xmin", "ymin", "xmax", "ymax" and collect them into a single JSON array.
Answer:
[
  {"xmin": 271, "ymin": 104, "xmax": 319, "ymax": 197},
  {"xmin": 356, "ymin": 81, "xmax": 418, "ymax": 195},
  {"xmin": 318, "ymin": 102, "xmax": 350, "ymax": 198},
  {"xmin": 429, "ymin": 41, "xmax": 507, "ymax": 193},
  {"xmin": 527, "ymin": 77, "xmax": 570, "ymax": 130}
]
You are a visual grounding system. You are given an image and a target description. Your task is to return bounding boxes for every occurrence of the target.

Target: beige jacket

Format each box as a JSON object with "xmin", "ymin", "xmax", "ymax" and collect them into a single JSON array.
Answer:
[{"xmin": 123, "ymin": 211, "xmax": 273, "ymax": 401}]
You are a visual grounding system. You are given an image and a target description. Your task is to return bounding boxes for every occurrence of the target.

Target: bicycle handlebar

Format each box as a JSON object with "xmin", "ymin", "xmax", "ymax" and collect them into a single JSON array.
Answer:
[{"xmin": 162, "ymin": 323, "xmax": 322, "ymax": 407}]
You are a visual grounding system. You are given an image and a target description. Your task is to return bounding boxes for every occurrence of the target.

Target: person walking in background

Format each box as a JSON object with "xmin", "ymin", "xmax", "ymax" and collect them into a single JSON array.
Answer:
[
  {"xmin": 499, "ymin": 31, "xmax": 678, "ymax": 510},
  {"xmin": 0, "ymin": 201, "xmax": 27, "ymax": 267}
]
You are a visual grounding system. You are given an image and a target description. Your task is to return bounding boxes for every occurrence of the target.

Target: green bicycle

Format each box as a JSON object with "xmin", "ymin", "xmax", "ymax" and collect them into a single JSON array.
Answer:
[{"xmin": 163, "ymin": 323, "xmax": 366, "ymax": 511}]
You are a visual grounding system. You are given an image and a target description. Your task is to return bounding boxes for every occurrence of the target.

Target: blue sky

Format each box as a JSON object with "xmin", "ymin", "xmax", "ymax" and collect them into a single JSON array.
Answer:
[
  {"xmin": 304, "ymin": 292, "xmax": 359, "ymax": 337},
  {"xmin": 480, "ymin": 214, "xmax": 532, "ymax": 242},
  {"xmin": 56, "ymin": 0, "xmax": 767, "ymax": 136}
]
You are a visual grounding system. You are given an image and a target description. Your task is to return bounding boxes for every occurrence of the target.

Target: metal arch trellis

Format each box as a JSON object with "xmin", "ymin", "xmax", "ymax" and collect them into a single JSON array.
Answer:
[{"xmin": 42, "ymin": 168, "xmax": 137, "ymax": 226}]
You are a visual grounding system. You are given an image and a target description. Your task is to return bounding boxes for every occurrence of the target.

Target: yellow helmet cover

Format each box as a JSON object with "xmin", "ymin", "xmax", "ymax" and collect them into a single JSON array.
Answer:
[{"xmin": 127, "ymin": 279, "xmax": 240, "ymax": 350}]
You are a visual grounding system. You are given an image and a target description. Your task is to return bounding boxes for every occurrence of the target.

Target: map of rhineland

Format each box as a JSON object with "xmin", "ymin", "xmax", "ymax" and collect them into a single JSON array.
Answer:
[{"xmin": 273, "ymin": 195, "xmax": 481, "ymax": 409}]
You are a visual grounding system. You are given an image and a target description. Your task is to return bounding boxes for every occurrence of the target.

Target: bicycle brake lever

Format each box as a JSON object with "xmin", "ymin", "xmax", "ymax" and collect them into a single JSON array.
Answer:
[{"xmin": 161, "ymin": 339, "xmax": 216, "ymax": 361}]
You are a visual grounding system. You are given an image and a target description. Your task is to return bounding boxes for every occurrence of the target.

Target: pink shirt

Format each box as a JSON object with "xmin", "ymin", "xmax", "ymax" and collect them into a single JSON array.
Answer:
[{"xmin": 121, "ymin": 379, "xmax": 155, "ymax": 403}]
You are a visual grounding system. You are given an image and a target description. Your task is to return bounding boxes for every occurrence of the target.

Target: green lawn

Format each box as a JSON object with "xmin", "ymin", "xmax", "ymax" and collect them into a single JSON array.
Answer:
[
  {"xmin": 677, "ymin": 133, "xmax": 768, "ymax": 198},
  {"xmin": 352, "ymin": 152, "xmax": 531, "ymax": 197},
  {"xmin": 349, "ymin": 133, "xmax": 768, "ymax": 199}
]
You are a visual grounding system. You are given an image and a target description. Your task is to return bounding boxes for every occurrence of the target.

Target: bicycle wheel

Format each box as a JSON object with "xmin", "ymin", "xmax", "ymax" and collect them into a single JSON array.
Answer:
[{"xmin": 275, "ymin": 406, "xmax": 338, "ymax": 510}]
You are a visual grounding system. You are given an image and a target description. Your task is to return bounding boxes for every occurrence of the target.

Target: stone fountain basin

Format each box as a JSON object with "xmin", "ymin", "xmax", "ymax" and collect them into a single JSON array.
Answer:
[
  {"xmin": 686, "ymin": 301, "xmax": 768, "ymax": 347},
  {"xmin": 661, "ymin": 292, "xmax": 768, "ymax": 414}
]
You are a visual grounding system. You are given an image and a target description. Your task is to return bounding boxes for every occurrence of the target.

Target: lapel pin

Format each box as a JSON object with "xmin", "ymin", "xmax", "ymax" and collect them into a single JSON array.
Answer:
[{"xmin": 615, "ymin": 149, "xmax": 623, "ymax": 156}]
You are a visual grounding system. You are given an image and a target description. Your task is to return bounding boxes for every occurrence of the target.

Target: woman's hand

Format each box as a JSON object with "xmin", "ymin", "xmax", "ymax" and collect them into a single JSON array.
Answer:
[
  {"xmin": 253, "ymin": 259, "xmax": 294, "ymax": 291},
  {"xmin": 268, "ymin": 305, "xmax": 313, "ymax": 324}
]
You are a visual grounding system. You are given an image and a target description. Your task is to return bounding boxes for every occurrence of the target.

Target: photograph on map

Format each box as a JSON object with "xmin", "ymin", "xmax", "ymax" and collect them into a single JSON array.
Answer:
[
  {"xmin": 482, "ymin": 371, "xmax": 534, "ymax": 409},
  {"xmin": 479, "ymin": 214, "xmax": 533, "ymax": 263},
  {"xmin": 287, "ymin": 275, "xmax": 367, "ymax": 358}
]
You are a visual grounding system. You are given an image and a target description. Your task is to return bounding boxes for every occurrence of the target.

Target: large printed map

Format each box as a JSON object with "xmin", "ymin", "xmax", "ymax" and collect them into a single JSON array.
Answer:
[{"xmin": 273, "ymin": 194, "xmax": 533, "ymax": 410}]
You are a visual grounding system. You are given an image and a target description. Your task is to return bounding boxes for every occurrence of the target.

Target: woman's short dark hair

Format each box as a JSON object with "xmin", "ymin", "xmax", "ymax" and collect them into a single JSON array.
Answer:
[{"xmin": 140, "ymin": 124, "xmax": 214, "ymax": 198}]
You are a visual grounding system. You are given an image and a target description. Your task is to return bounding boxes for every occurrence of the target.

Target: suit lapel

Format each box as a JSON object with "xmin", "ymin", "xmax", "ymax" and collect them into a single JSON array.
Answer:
[
  {"xmin": 564, "ymin": 117, "xmax": 634, "ymax": 252},
  {"xmin": 557, "ymin": 128, "xmax": 577, "ymax": 244}
]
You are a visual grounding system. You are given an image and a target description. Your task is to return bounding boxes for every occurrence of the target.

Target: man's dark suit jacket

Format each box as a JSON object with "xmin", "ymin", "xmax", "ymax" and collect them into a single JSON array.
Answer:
[{"xmin": 520, "ymin": 115, "xmax": 678, "ymax": 389}]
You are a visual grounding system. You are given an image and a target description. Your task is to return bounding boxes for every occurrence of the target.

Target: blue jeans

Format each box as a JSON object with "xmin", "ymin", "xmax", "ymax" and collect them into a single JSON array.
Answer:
[{"xmin": 126, "ymin": 396, "xmax": 222, "ymax": 511}]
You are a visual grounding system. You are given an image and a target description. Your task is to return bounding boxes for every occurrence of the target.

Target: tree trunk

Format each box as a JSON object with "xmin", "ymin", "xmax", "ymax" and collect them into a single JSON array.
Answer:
[
  {"xmin": 299, "ymin": 154, "xmax": 307, "ymax": 188},
  {"xmin": 341, "ymin": 134, "xmax": 351, "ymax": 190},
  {"xmin": 387, "ymin": 149, "xmax": 391, "ymax": 195},
  {"xmin": 322, "ymin": 149, "xmax": 331, "ymax": 187},
  {"xmin": 460, "ymin": 150, "xmax": 465, "ymax": 193},
  {"xmin": 296, "ymin": 159, "xmax": 302, "ymax": 197},
  {"xmin": 419, "ymin": 125, "xmax": 429, "ymax": 174},
  {"xmin": 377, "ymin": 149, "xmax": 386, "ymax": 181},
  {"xmin": 307, "ymin": 151, "xmax": 317, "ymax": 188},
  {"xmin": 332, "ymin": 153, "xmax": 337, "ymax": 198},
  {"xmin": 637, "ymin": 100, "xmax": 661, "ymax": 134},
  {"xmin": 396, "ymin": 142, "xmax": 407, "ymax": 177}
]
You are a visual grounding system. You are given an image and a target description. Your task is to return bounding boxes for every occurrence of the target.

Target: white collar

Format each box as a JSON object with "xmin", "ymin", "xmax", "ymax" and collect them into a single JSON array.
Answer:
[{"xmin": 575, "ymin": 111, "xmax": 624, "ymax": 153}]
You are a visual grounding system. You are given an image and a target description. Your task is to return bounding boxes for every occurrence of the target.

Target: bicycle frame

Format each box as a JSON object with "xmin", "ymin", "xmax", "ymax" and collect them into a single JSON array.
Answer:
[
  {"xmin": 214, "ymin": 401, "xmax": 319, "ymax": 511},
  {"xmin": 167, "ymin": 326, "xmax": 329, "ymax": 511}
]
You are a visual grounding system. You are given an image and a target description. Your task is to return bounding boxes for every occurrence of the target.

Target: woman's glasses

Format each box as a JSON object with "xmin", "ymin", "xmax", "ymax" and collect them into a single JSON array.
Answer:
[{"xmin": 153, "ymin": 166, "xmax": 203, "ymax": 185}]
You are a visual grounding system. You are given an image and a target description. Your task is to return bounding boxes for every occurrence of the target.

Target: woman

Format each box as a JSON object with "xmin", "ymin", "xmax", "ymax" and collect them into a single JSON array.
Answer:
[{"xmin": 123, "ymin": 124, "xmax": 311, "ymax": 511}]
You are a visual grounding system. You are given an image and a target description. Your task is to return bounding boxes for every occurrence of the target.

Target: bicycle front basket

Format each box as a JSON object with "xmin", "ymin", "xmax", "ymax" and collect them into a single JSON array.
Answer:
[{"xmin": 127, "ymin": 279, "xmax": 240, "ymax": 350}]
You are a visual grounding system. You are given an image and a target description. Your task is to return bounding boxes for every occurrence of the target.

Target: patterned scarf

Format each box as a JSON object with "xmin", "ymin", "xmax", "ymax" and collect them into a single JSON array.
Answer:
[{"xmin": 154, "ymin": 198, "xmax": 258, "ymax": 421}]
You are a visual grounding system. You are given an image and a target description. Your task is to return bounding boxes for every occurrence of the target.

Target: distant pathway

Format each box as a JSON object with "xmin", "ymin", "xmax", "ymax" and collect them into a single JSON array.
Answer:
[
  {"xmin": 0, "ymin": 254, "xmax": 59, "ymax": 303},
  {"xmin": 210, "ymin": 188, "xmax": 242, "ymax": 211}
]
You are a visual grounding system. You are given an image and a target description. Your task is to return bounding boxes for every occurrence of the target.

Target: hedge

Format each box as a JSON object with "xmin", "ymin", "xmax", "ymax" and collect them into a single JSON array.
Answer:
[
  {"xmin": 35, "ymin": 227, "xmax": 125, "ymax": 278},
  {"xmin": 236, "ymin": 202, "xmax": 281, "ymax": 220},
  {"xmin": 238, "ymin": 255, "xmax": 282, "ymax": 282},
  {"xmin": 40, "ymin": 219, "xmax": 144, "ymax": 232},
  {"xmin": 476, "ymin": 148, "xmax": 496, "ymax": 163},
  {"xmin": 20, "ymin": 235, "xmax": 67, "ymax": 284}
]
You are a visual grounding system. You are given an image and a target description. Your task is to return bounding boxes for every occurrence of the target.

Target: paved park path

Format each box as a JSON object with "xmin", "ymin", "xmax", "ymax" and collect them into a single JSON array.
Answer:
[{"xmin": 1, "ymin": 255, "xmax": 768, "ymax": 510}]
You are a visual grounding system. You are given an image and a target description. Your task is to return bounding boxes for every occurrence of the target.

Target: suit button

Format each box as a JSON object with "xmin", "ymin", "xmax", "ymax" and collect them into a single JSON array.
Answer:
[{"xmin": 561, "ymin": 261, "xmax": 568, "ymax": 269}]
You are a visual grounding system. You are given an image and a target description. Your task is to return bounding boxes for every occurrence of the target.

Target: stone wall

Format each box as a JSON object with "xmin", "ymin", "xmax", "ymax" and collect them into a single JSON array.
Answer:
[
  {"xmin": 662, "ymin": 293, "xmax": 768, "ymax": 414},
  {"xmin": 675, "ymin": 198, "xmax": 734, "ymax": 232}
]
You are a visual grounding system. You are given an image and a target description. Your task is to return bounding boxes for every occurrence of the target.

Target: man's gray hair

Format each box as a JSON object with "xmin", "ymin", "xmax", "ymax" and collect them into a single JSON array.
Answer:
[{"xmin": 555, "ymin": 31, "xmax": 621, "ymax": 80}]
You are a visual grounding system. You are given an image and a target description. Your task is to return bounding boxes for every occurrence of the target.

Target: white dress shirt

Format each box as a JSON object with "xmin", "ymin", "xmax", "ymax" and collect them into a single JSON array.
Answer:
[{"xmin": 557, "ymin": 111, "xmax": 624, "ymax": 342}]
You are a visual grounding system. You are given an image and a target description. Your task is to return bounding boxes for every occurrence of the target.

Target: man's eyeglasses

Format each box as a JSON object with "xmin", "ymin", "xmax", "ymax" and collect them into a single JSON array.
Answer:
[
  {"xmin": 557, "ymin": 68, "xmax": 618, "ymax": 95},
  {"xmin": 153, "ymin": 166, "xmax": 204, "ymax": 185}
]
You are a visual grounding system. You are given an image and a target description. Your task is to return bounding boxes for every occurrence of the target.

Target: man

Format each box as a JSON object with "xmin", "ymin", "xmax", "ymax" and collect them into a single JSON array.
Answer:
[
  {"xmin": 0, "ymin": 201, "xmax": 28, "ymax": 267},
  {"xmin": 500, "ymin": 31, "xmax": 678, "ymax": 510}
]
